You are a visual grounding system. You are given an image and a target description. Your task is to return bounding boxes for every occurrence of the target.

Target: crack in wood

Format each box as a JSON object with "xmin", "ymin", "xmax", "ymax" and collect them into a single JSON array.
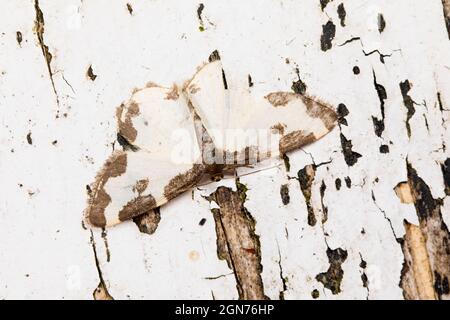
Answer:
[
  {"xmin": 34, "ymin": 0, "xmax": 59, "ymax": 107},
  {"xmin": 400, "ymin": 80, "xmax": 416, "ymax": 138},
  {"xmin": 90, "ymin": 230, "xmax": 114, "ymax": 300},
  {"xmin": 441, "ymin": 0, "xmax": 450, "ymax": 39},
  {"xmin": 372, "ymin": 70, "xmax": 387, "ymax": 138}
]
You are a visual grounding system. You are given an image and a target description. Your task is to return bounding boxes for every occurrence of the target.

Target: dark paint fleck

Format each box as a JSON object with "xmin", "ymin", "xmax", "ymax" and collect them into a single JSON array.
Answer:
[
  {"xmin": 344, "ymin": 176, "xmax": 351, "ymax": 188},
  {"xmin": 335, "ymin": 178, "xmax": 341, "ymax": 190},
  {"xmin": 400, "ymin": 80, "xmax": 416, "ymax": 138},
  {"xmin": 337, "ymin": 3, "xmax": 346, "ymax": 27},
  {"xmin": 26, "ymin": 132, "xmax": 32, "ymax": 145},
  {"xmin": 126, "ymin": 3, "xmax": 133, "ymax": 15},
  {"xmin": 340, "ymin": 133, "xmax": 361, "ymax": 166},
  {"xmin": 320, "ymin": 0, "xmax": 332, "ymax": 11},
  {"xmin": 298, "ymin": 164, "xmax": 317, "ymax": 226},
  {"xmin": 320, "ymin": 180, "xmax": 328, "ymax": 223},
  {"xmin": 87, "ymin": 65, "xmax": 97, "ymax": 81},
  {"xmin": 372, "ymin": 71, "xmax": 387, "ymax": 137},
  {"xmin": 434, "ymin": 271, "xmax": 450, "ymax": 298},
  {"xmin": 197, "ymin": 3, "xmax": 205, "ymax": 20},
  {"xmin": 316, "ymin": 247, "xmax": 348, "ymax": 294},
  {"xmin": 16, "ymin": 31, "xmax": 23, "ymax": 45},
  {"xmin": 320, "ymin": 20, "xmax": 336, "ymax": 52},
  {"xmin": 407, "ymin": 162, "xmax": 443, "ymax": 222},
  {"xmin": 353, "ymin": 66, "xmax": 360, "ymax": 75},
  {"xmin": 221, "ymin": 69, "xmax": 228, "ymax": 90},
  {"xmin": 291, "ymin": 67, "xmax": 307, "ymax": 95},
  {"xmin": 282, "ymin": 153, "xmax": 290, "ymax": 172},
  {"xmin": 378, "ymin": 13, "xmax": 386, "ymax": 33},
  {"xmin": 197, "ymin": 3, "xmax": 205, "ymax": 31},
  {"xmin": 291, "ymin": 79, "xmax": 307, "ymax": 95},
  {"xmin": 379, "ymin": 144, "xmax": 389, "ymax": 153},
  {"xmin": 248, "ymin": 74, "xmax": 254, "ymax": 88},
  {"xmin": 280, "ymin": 184, "xmax": 290, "ymax": 205},
  {"xmin": 337, "ymin": 103, "xmax": 349, "ymax": 126},
  {"xmin": 441, "ymin": 158, "xmax": 450, "ymax": 195}
]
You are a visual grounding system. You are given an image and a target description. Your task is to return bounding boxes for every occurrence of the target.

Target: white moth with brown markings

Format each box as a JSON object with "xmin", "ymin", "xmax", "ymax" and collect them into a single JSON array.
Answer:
[{"xmin": 85, "ymin": 52, "xmax": 337, "ymax": 228}]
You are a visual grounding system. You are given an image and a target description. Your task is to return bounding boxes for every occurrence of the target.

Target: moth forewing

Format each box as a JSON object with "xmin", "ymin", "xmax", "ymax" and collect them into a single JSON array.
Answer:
[
  {"xmin": 184, "ymin": 60, "xmax": 230, "ymax": 154},
  {"xmin": 85, "ymin": 85, "xmax": 205, "ymax": 228}
]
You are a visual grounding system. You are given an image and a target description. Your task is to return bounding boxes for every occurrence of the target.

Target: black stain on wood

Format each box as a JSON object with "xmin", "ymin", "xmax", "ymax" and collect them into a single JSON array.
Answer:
[
  {"xmin": 437, "ymin": 92, "xmax": 445, "ymax": 112},
  {"xmin": 400, "ymin": 80, "xmax": 416, "ymax": 138},
  {"xmin": 340, "ymin": 133, "xmax": 361, "ymax": 166},
  {"xmin": 27, "ymin": 132, "xmax": 33, "ymax": 145},
  {"xmin": 316, "ymin": 247, "xmax": 348, "ymax": 294},
  {"xmin": 378, "ymin": 13, "xmax": 386, "ymax": 33},
  {"xmin": 87, "ymin": 65, "xmax": 97, "ymax": 81},
  {"xmin": 197, "ymin": 3, "xmax": 205, "ymax": 20},
  {"xmin": 379, "ymin": 144, "xmax": 389, "ymax": 153},
  {"xmin": 337, "ymin": 103, "xmax": 349, "ymax": 126},
  {"xmin": 282, "ymin": 153, "xmax": 291, "ymax": 172},
  {"xmin": 434, "ymin": 271, "xmax": 450, "ymax": 297},
  {"xmin": 221, "ymin": 69, "xmax": 228, "ymax": 90},
  {"xmin": 441, "ymin": 158, "xmax": 450, "ymax": 195},
  {"xmin": 280, "ymin": 184, "xmax": 290, "ymax": 205},
  {"xmin": 26, "ymin": 132, "xmax": 33, "ymax": 145},
  {"xmin": 101, "ymin": 229, "xmax": 111, "ymax": 262},
  {"xmin": 298, "ymin": 164, "xmax": 317, "ymax": 226},
  {"xmin": 335, "ymin": 178, "xmax": 341, "ymax": 190},
  {"xmin": 16, "ymin": 31, "xmax": 23, "ymax": 46},
  {"xmin": 248, "ymin": 74, "xmax": 254, "ymax": 88},
  {"xmin": 337, "ymin": 3, "xmax": 346, "ymax": 27},
  {"xmin": 372, "ymin": 71, "xmax": 387, "ymax": 138},
  {"xmin": 291, "ymin": 67, "xmax": 307, "ymax": 95},
  {"xmin": 320, "ymin": 20, "xmax": 336, "ymax": 51},
  {"xmin": 359, "ymin": 256, "xmax": 369, "ymax": 289},
  {"xmin": 126, "ymin": 3, "xmax": 133, "ymax": 15},
  {"xmin": 197, "ymin": 3, "xmax": 205, "ymax": 31},
  {"xmin": 320, "ymin": 180, "xmax": 328, "ymax": 223},
  {"xmin": 344, "ymin": 176, "xmax": 351, "ymax": 188},
  {"xmin": 407, "ymin": 163, "xmax": 442, "ymax": 222},
  {"xmin": 320, "ymin": 0, "xmax": 333, "ymax": 11}
]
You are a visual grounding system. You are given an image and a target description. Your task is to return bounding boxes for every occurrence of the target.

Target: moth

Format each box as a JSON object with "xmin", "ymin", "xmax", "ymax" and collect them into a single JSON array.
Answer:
[{"xmin": 85, "ymin": 52, "xmax": 337, "ymax": 228}]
